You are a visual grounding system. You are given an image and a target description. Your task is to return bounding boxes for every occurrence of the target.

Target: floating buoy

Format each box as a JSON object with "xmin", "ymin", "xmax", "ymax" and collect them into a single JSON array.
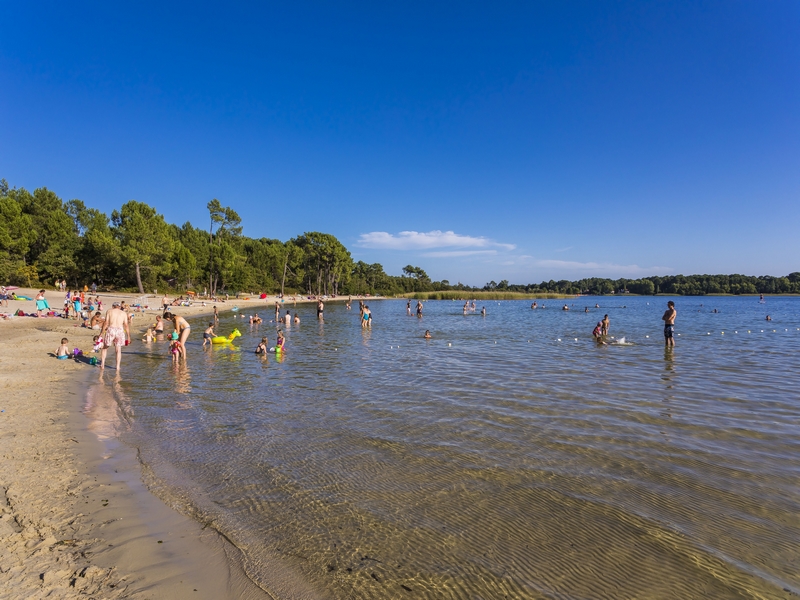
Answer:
[
  {"xmin": 448, "ymin": 343, "xmax": 451, "ymax": 346},
  {"xmin": 574, "ymin": 338, "xmax": 578, "ymax": 341},
  {"xmin": 645, "ymin": 335, "xmax": 649, "ymax": 338}
]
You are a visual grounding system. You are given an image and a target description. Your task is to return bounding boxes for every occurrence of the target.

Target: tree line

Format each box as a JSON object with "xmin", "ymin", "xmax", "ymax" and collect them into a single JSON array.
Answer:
[{"xmin": 1, "ymin": 179, "xmax": 797, "ymax": 296}]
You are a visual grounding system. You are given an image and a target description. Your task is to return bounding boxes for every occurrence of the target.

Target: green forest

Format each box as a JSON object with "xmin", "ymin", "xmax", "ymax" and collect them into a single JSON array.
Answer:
[{"xmin": 1, "ymin": 180, "xmax": 798, "ymax": 296}]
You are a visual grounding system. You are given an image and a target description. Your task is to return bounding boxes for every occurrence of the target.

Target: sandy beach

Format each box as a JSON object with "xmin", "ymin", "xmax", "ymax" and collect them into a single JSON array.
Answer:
[{"xmin": 0, "ymin": 289, "xmax": 322, "ymax": 599}]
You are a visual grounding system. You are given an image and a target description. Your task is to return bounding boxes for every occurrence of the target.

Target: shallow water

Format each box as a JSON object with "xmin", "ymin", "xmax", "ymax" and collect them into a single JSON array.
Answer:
[{"xmin": 97, "ymin": 297, "xmax": 800, "ymax": 599}]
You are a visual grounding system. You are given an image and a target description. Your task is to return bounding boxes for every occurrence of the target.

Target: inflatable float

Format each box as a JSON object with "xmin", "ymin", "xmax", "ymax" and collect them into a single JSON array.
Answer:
[{"xmin": 211, "ymin": 329, "xmax": 241, "ymax": 344}]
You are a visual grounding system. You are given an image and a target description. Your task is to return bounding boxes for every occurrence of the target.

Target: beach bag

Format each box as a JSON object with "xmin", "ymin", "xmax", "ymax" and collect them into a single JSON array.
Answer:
[{"xmin": 16, "ymin": 309, "xmax": 25, "ymax": 316}]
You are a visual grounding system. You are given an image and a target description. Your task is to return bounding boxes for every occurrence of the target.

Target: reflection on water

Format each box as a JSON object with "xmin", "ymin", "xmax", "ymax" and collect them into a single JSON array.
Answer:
[{"xmin": 103, "ymin": 297, "xmax": 800, "ymax": 599}]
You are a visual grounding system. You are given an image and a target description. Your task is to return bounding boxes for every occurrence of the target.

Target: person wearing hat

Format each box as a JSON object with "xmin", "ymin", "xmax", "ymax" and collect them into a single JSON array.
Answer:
[{"xmin": 99, "ymin": 301, "xmax": 130, "ymax": 371}]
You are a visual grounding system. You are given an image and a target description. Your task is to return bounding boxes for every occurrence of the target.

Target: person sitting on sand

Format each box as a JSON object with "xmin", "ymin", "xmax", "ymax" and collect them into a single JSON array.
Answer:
[
  {"xmin": 56, "ymin": 338, "xmax": 70, "ymax": 360},
  {"xmin": 89, "ymin": 311, "xmax": 104, "ymax": 329},
  {"xmin": 203, "ymin": 322, "xmax": 215, "ymax": 347},
  {"xmin": 424, "ymin": 330, "xmax": 432, "ymax": 339},
  {"xmin": 255, "ymin": 337, "xmax": 268, "ymax": 354}
]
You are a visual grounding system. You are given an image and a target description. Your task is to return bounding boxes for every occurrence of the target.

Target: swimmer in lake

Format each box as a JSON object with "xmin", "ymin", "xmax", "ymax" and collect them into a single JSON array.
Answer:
[
  {"xmin": 481, "ymin": 306, "xmax": 486, "ymax": 316},
  {"xmin": 407, "ymin": 300, "xmax": 411, "ymax": 316},
  {"xmin": 531, "ymin": 302, "xmax": 537, "ymax": 309},
  {"xmin": 424, "ymin": 330, "xmax": 431, "ymax": 339},
  {"xmin": 593, "ymin": 322, "xmax": 606, "ymax": 344},
  {"xmin": 562, "ymin": 304, "xmax": 569, "ymax": 311},
  {"xmin": 255, "ymin": 337, "xmax": 268, "ymax": 354},
  {"xmin": 416, "ymin": 301, "xmax": 423, "ymax": 318},
  {"xmin": 601, "ymin": 314, "xmax": 610, "ymax": 336},
  {"xmin": 766, "ymin": 315, "xmax": 772, "ymax": 321}
]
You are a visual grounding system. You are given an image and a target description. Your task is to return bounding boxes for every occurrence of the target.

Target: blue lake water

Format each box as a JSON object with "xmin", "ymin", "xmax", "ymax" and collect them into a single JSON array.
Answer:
[{"xmin": 95, "ymin": 296, "xmax": 800, "ymax": 599}]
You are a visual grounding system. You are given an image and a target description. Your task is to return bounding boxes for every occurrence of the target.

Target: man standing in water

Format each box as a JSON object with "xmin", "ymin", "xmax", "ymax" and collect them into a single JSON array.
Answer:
[
  {"xmin": 100, "ymin": 301, "xmax": 130, "ymax": 371},
  {"xmin": 662, "ymin": 301, "xmax": 676, "ymax": 347},
  {"xmin": 317, "ymin": 299, "xmax": 324, "ymax": 320}
]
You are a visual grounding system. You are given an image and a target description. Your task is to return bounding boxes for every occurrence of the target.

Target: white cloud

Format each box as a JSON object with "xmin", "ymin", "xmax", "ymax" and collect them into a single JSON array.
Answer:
[
  {"xmin": 553, "ymin": 246, "xmax": 573, "ymax": 253},
  {"xmin": 421, "ymin": 250, "xmax": 498, "ymax": 258},
  {"xmin": 533, "ymin": 259, "xmax": 673, "ymax": 276},
  {"xmin": 357, "ymin": 230, "xmax": 515, "ymax": 251}
]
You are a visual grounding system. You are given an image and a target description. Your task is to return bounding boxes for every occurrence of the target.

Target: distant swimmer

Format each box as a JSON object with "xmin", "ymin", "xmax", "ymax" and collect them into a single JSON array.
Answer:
[
  {"xmin": 317, "ymin": 299, "xmax": 324, "ymax": 320},
  {"xmin": 284, "ymin": 310, "xmax": 291, "ymax": 325},
  {"xmin": 662, "ymin": 301, "xmax": 676, "ymax": 347},
  {"xmin": 463, "ymin": 301, "xmax": 469, "ymax": 314},
  {"xmin": 407, "ymin": 300, "xmax": 412, "ymax": 316},
  {"xmin": 424, "ymin": 330, "xmax": 431, "ymax": 339},
  {"xmin": 481, "ymin": 306, "xmax": 486, "ymax": 316},
  {"xmin": 294, "ymin": 313, "xmax": 300, "ymax": 324},
  {"xmin": 601, "ymin": 314, "xmax": 610, "ymax": 336},
  {"xmin": 595, "ymin": 303, "xmax": 600, "ymax": 308},
  {"xmin": 585, "ymin": 307, "xmax": 589, "ymax": 313},
  {"xmin": 562, "ymin": 304, "xmax": 569, "ymax": 311},
  {"xmin": 531, "ymin": 302, "xmax": 537, "ymax": 309},
  {"xmin": 766, "ymin": 315, "xmax": 772, "ymax": 321},
  {"xmin": 471, "ymin": 301, "xmax": 476, "ymax": 311},
  {"xmin": 416, "ymin": 301, "xmax": 423, "ymax": 318},
  {"xmin": 255, "ymin": 337, "xmax": 268, "ymax": 354}
]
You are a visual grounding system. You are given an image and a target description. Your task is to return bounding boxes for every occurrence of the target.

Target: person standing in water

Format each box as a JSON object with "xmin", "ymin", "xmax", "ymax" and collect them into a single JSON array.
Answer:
[
  {"xmin": 601, "ymin": 314, "xmax": 610, "ymax": 336},
  {"xmin": 317, "ymin": 299, "xmax": 324, "ymax": 320},
  {"xmin": 164, "ymin": 311, "xmax": 191, "ymax": 357},
  {"xmin": 100, "ymin": 301, "xmax": 130, "ymax": 371},
  {"xmin": 662, "ymin": 301, "xmax": 676, "ymax": 347},
  {"xmin": 416, "ymin": 300, "xmax": 423, "ymax": 318},
  {"xmin": 362, "ymin": 305, "xmax": 372, "ymax": 328},
  {"xmin": 407, "ymin": 300, "xmax": 411, "ymax": 316}
]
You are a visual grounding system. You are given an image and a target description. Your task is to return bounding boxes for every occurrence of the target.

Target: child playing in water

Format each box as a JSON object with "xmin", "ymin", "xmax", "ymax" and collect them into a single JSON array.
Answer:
[
  {"xmin": 56, "ymin": 338, "xmax": 70, "ymax": 359},
  {"xmin": 424, "ymin": 330, "xmax": 432, "ymax": 339},
  {"xmin": 170, "ymin": 331, "xmax": 182, "ymax": 360},
  {"xmin": 276, "ymin": 330, "xmax": 285, "ymax": 351},
  {"xmin": 203, "ymin": 322, "xmax": 215, "ymax": 347},
  {"xmin": 592, "ymin": 322, "xmax": 607, "ymax": 344},
  {"xmin": 255, "ymin": 337, "xmax": 268, "ymax": 354}
]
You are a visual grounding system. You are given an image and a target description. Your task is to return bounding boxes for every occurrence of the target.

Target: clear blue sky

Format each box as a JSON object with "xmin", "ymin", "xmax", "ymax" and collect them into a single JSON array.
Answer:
[{"xmin": 2, "ymin": 1, "xmax": 798, "ymax": 286}]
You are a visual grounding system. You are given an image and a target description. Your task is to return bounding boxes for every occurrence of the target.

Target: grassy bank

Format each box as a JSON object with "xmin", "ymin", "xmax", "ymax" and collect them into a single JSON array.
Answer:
[{"xmin": 398, "ymin": 291, "xmax": 575, "ymax": 300}]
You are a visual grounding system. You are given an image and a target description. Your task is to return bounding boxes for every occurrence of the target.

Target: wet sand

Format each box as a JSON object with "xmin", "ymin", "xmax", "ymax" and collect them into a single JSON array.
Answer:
[{"xmin": 0, "ymin": 289, "xmax": 328, "ymax": 599}]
